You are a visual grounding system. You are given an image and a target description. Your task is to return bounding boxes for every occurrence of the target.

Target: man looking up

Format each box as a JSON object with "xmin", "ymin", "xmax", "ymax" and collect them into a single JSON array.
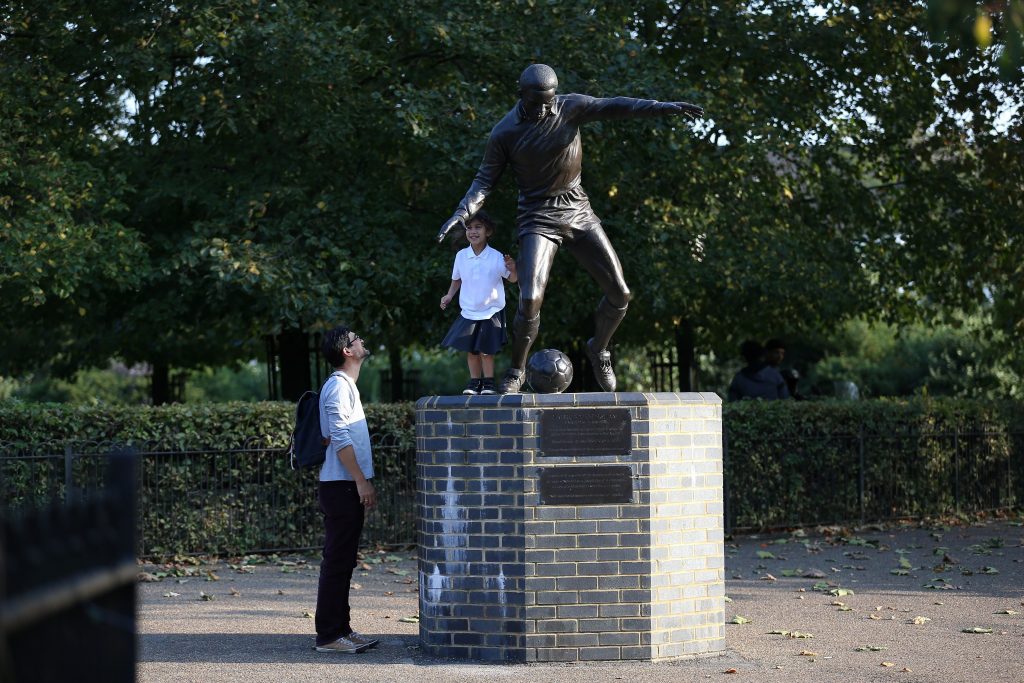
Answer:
[
  {"xmin": 313, "ymin": 326, "xmax": 379, "ymax": 654},
  {"xmin": 437, "ymin": 64, "xmax": 703, "ymax": 393}
]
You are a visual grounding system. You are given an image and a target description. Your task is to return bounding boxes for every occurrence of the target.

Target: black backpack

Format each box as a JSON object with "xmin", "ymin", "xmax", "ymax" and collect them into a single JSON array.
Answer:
[{"xmin": 288, "ymin": 375, "xmax": 335, "ymax": 470}]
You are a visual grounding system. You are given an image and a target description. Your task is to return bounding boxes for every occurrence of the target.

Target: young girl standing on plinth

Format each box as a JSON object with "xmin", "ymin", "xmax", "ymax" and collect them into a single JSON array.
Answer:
[{"xmin": 439, "ymin": 211, "xmax": 517, "ymax": 395}]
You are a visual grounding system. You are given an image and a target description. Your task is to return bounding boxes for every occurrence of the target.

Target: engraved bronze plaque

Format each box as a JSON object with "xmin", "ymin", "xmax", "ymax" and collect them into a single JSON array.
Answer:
[
  {"xmin": 540, "ymin": 408, "xmax": 631, "ymax": 456},
  {"xmin": 538, "ymin": 465, "xmax": 633, "ymax": 505}
]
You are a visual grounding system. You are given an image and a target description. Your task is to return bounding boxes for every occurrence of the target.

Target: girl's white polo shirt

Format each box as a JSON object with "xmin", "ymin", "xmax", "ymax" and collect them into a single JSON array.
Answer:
[{"xmin": 452, "ymin": 245, "xmax": 511, "ymax": 320}]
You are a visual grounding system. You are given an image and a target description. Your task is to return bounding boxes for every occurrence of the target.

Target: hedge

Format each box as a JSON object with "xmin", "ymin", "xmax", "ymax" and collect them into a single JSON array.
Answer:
[
  {"xmin": 1, "ymin": 398, "xmax": 1021, "ymax": 554},
  {"xmin": 0, "ymin": 401, "xmax": 415, "ymax": 451},
  {"xmin": 723, "ymin": 398, "xmax": 1024, "ymax": 528},
  {"xmin": 0, "ymin": 401, "xmax": 416, "ymax": 556}
]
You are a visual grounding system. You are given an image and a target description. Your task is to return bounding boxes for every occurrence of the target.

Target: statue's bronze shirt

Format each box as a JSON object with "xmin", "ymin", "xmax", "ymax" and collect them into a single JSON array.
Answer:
[{"xmin": 455, "ymin": 94, "xmax": 679, "ymax": 241}]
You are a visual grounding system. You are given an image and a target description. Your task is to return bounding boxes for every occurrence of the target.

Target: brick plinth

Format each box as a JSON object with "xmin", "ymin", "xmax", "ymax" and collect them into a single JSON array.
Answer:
[{"xmin": 415, "ymin": 392, "xmax": 725, "ymax": 662}]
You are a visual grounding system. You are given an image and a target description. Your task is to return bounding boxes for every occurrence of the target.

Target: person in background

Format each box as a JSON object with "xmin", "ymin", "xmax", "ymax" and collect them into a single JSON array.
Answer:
[
  {"xmin": 763, "ymin": 338, "xmax": 786, "ymax": 369},
  {"xmin": 727, "ymin": 340, "xmax": 790, "ymax": 401}
]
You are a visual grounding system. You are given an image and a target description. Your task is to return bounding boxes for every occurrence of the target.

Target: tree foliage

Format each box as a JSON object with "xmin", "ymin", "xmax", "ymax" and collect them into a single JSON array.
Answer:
[{"xmin": 1, "ymin": 1, "xmax": 1021, "ymax": 380}]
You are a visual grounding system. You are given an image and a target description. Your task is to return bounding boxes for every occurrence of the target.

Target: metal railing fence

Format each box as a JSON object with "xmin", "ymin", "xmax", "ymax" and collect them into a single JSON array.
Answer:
[
  {"xmin": 3, "ymin": 425, "xmax": 1021, "ymax": 554},
  {"xmin": 1, "ymin": 434, "xmax": 415, "ymax": 557},
  {"xmin": 724, "ymin": 426, "xmax": 1023, "ymax": 531}
]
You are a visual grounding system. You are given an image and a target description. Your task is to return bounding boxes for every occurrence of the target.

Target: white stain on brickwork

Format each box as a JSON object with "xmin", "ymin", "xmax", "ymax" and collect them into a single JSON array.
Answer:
[
  {"xmin": 421, "ymin": 464, "xmax": 470, "ymax": 616},
  {"xmin": 485, "ymin": 567, "xmax": 509, "ymax": 614},
  {"xmin": 426, "ymin": 565, "xmax": 445, "ymax": 603},
  {"xmin": 440, "ymin": 465, "xmax": 469, "ymax": 548}
]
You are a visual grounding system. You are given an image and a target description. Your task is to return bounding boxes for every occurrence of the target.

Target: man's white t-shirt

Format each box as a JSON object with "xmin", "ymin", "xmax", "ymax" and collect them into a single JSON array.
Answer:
[{"xmin": 452, "ymin": 245, "xmax": 511, "ymax": 320}]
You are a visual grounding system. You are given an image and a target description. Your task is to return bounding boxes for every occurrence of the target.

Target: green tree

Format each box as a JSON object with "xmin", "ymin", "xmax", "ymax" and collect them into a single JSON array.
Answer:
[{"xmin": 2, "ymin": 1, "xmax": 1020, "ymax": 398}]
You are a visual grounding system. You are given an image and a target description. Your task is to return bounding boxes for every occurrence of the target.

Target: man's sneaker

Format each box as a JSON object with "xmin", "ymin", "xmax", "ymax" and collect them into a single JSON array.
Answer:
[
  {"xmin": 348, "ymin": 631, "xmax": 379, "ymax": 649},
  {"xmin": 498, "ymin": 369, "xmax": 525, "ymax": 394},
  {"xmin": 585, "ymin": 338, "xmax": 617, "ymax": 392},
  {"xmin": 314, "ymin": 635, "xmax": 369, "ymax": 654},
  {"xmin": 462, "ymin": 378, "xmax": 482, "ymax": 395},
  {"xmin": 479, "ymin": 378, "xmax": 497, "ymax": 395}
]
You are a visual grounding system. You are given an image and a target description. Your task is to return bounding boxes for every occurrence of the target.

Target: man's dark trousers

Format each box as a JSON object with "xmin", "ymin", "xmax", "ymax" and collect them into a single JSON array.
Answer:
[{"xmin": 314, "ymin": 480, "xmax": 366, "ymax": 646}]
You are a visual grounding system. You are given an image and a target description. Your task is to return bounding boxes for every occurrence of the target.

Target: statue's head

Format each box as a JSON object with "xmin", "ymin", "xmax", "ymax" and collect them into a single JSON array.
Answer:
[{"xmin": 518, "ymin": 64, "xmax": 558, "ymax": 120}]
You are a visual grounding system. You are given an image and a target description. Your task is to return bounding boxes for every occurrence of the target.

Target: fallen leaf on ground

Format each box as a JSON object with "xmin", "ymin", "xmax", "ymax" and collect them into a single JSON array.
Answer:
[
  {"xmin": 803, "ymin": 569, "xmax": 826, "ymax": 579},
  {"xmin": 757, "ymin": 551, "xmax": 776, "ymax": 559},
  {"xmin": 398, "ymin": 615, "xmax": 420, "ymax": 623},
  {"xmin": 910, "ymin": 616, "xmax": 931, "ymax": 625},
  {"xmin": 761, "ymin": 574, "xmax": 777, "ymax": 581},
  {"xmin": 729, "ymin": 615, "xmax": 752, "ymax": 624},
  {"xmin": 229, "ymin": 587, "xmax": 240, "ymax": 597},
  {"xmin": 788, "ymin": 631, "xmax": 814, "ymax": 639},
  {"xmin": 994, "ymin": 609, "xmax": 1018, "ymax": 615},
  {"xmin": 855, "ymin": 645, "xmax": 887, "ymax": 652},
  {"xmin": 302, "ymin": 611, "xmax": 314, "ymax": 618},
  {"xmin": 767, "ymin": 630, "xmax": 790, "ymax": 636},
  {"xmin": 881, "ymin": 662, "xmax": 895, "ymax": 667},
  {"xmin": 277, "ymin": 590, "xmax": 285, "ymax": 595},
  {"xmin": 962, "ymin": 627, "xmax": 993, "ymax": 634},
  {"xmin": 162, "ymin": 591, "xmax": 180, "ymax": 598},
  {"xmin": 798, "ymin": 650, "xmax": 818, "ymax": 657},
  {"xmin": 199, "ymin": 592, "xmax": 214, "ymax": 601},
  {"xmin": 138, "ymin": 572, "xmax": 161, "ymax": 583},
  {"xmin": 724, "ymin": 596, "xmax": 733, "ymax": 603},
  {"xmin": 830, "ymin": 588, "xmax": 855, "ymax": 597},
  {"xmin": 724, "ymin": 668, "xmax": 738, "ymax": 674}
]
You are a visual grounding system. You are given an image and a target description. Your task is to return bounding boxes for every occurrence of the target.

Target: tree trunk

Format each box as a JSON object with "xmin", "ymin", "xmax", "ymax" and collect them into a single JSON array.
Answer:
[
  {"xmin": 278, "ymin": 328, "xmax": 311, "ymax": 401},
  {"xmin": 389, "ymin": 347, "xmax": 404, "ymax": 401},
  {"xmin": 675, "ymin": 319, "xmax": 696, "ymax": 392},
  {"xmin": 151, "ymin": 361, "xmax": 170, "ymax": 405}
]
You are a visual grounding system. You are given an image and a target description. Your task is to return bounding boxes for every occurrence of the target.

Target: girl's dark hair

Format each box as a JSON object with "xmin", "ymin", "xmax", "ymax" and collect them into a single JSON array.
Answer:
[
  {"xmin": 450, "ymin": 210, "xmax": 500, "ymax": 249},
  {"xmin": 467, "ymin": 210, "xmax": 497, "ymax": 234}
]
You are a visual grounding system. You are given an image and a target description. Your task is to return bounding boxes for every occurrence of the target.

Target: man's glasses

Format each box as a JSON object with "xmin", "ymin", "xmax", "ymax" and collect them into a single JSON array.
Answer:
[{"xmin": 346, "ymin": 334, "xmax": 363, "ymax": 348}]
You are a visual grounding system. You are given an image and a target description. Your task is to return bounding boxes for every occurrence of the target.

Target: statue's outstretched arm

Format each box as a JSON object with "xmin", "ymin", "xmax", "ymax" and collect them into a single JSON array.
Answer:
[
  {"xmin": 571, "ymin": 94, "xmax": 704, "ymax": 124},
  {"xmin": 437, "ymin": 135, "xmax": 508, "ymax": 243}
]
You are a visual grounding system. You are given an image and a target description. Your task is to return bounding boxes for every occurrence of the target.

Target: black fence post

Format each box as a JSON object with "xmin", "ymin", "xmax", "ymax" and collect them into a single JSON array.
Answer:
[
  {"xmin": 722, "ymin": 428, "xmax": 730, "ymax": 535},
  {"xmin": 858, "ymin": 424, "xmax": 866, "ymax": 524},
  {"xmin": 954, "ymin": 427, "xmax": 961, "ymax": 514},
  {"xmin": 64, "ymin": 444, "xmax": 73, "ymax": 507},
  {"xmin": 1008, "ymin": 434, "xmax": 1015, "ymax": 508}
]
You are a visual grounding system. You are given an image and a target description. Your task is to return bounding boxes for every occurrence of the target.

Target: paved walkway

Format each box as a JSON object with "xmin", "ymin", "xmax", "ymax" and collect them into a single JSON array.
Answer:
[{"xmin": 137, "ymin": 517, "xmax": 1024, "ymax": 683}]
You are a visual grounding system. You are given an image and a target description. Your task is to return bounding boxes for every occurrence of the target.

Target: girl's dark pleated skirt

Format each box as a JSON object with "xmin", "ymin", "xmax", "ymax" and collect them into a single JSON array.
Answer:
[{"xmin": 441, "ymin": 310, "xmax": 508, "ymax": 355}]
